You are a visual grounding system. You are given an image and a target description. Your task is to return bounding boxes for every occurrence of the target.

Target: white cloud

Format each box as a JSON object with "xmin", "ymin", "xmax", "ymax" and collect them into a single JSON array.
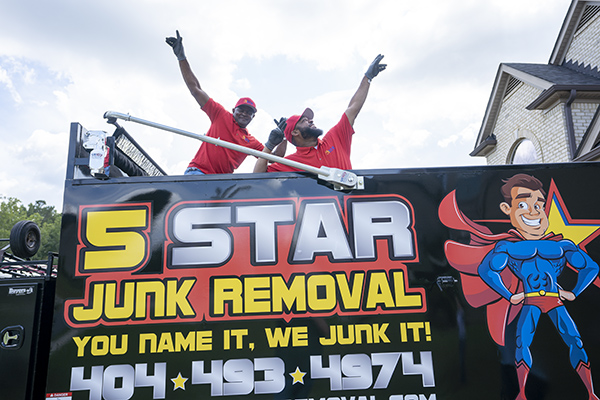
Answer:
[
  {"xmin": 234, "ymin": 78, "xmax": 252, "ymax": 90},
  {"xmin": 0, "ymin": 0, "xmax": 572, "ymax": 208},
  {"xmin": 438, "ymin": 123, "xmax": 479, "ymax": 148},
  {"xmin": 0, "ymin": 66, "xmax": 22, "ymax": 104},
  {"xmin": 0, "ymin": 129, "xmax": 68, "ymax": 208}
]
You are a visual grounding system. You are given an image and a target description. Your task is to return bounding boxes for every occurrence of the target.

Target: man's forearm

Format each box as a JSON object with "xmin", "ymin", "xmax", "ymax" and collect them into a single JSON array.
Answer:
[
  {"xmin": 179, "ymin": 59, "xmax": 209, "ymax": 107},
  {"xmin": 253, "ymin": 141, "xmax": 286, "ymax": 173},
  {"xmin": 253, "ymin": 150, "xmax": 270, "ymax": 173},
  {"xmin": 345, "ymin": 75, "xmax": 370, "ymax": 126},
  {"xmin": 272, "ymin": 140, "xmax": 287, "ymax": 157}
]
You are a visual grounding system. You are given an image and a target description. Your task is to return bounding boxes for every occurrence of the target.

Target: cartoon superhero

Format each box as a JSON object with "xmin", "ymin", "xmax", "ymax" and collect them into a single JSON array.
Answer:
[{"xmin": 439, "ymin": 174, "xmax": 599, "ymax": 400}]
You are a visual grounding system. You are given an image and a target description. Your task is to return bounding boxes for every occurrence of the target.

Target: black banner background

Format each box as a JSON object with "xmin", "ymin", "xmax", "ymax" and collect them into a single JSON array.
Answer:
[{"xmin": 45, "ymin": 163, "xmax": 600, "ymax": 399}]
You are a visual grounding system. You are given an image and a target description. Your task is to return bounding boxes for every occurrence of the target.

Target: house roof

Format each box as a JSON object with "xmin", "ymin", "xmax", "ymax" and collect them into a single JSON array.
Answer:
[
  {"xmin": 471, "ymin": 0, "xmax": 600, "ymax": 157},
  {"xmin": 510, "ymin": 62, "xmax": 600, "ymax": 110},
  {"xmin": 549, "ymin": 0, "xmax": 589, "ymax": 65},
  {"xmin": 505, "ymin": 63, "xmax": 600, "ymax": 86}
]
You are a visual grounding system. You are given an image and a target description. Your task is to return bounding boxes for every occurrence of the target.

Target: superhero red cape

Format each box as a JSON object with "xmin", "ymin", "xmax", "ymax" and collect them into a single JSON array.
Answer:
[{"xmin": 438, "ymin": 190, "xmax": 561, "ymax": 346}]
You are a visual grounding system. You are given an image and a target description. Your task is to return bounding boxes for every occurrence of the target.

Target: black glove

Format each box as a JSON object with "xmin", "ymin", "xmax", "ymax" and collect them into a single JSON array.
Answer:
[
  {"xmin": 365, "ymin": 54, "xmax": 387, "ymax": 81},
  {"xmin": 265, "ymin": 118, "xmax": 286, "ymax": 151},
  {"xmin": 166, "ymin": 30, "xmax": 186, "ymax": 61}
]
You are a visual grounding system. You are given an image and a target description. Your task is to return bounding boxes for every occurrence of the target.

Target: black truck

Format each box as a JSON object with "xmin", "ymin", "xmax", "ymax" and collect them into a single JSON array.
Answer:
[{"xmin": 2, "ymin": 115, "xmax": 600, "ymax": 400}]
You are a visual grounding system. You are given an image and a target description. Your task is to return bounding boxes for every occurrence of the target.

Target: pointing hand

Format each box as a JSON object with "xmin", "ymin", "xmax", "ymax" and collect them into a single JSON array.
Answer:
[{"xmin": 166, "ymin": 30, "xmax": 186, "ymax": 61}]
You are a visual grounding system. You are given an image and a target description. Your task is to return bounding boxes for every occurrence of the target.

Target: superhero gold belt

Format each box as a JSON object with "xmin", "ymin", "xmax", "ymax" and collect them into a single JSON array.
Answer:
[{"xmin": 524, "ymin": 290, "xmax": 559, "ymax": 297}]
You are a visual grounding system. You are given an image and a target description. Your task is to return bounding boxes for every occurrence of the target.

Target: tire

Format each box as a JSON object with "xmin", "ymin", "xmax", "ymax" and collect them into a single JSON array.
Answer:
[{"xmin": 9, "ymin": 220, "xmax": 41, "ymax": 258}]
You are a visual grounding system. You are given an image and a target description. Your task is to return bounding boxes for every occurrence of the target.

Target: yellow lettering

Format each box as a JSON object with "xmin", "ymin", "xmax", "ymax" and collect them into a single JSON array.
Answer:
[
  {"xmin": 355, "ymin": 324, "xmax": 372, "ymax": 344},
  {"xmin": 265, "ymin": 327, "xmax": 292, "ymax": 347},
  {"xmin": 196, "ymin": 331, "xmax": 212, "ymax": 351},
  {"xmin": 175, "ymin": 332, "xmax": 195, "ymax": 352},
  {"xmin": 139, "ymin": 333, "xmax": 157, "ymax": 354},
  {"xmin": 157, "ymin": 332, "xmax": 175, "ymax": 353},
  {"xmin": 91, "ymin": 335, "xmax": 109, "ymax": 356},
  {"xmin": 400, "ymin": 322, "xmax": 408, "ymax": 342},
  {"xmin": 307, "ymin": 274, "xmax": 336, "ymax": 311},
  {"xmin": 373, "ymin": 323, "xmax": 390, "ymax": 343},
  {"xmin": 407, "ymin": 322, "xmax": 425, "ymax": 341},
  {"xmin": 83, "ymin": 208, "xmax": 148, "ymax": 271},
  {"xmin": 393, "ymin": 271, "xmax": 422, "ymax": 307},
  {"xmin": 213, "ymin": 278, "xmax": 243, "ymax": 315},
  {"xmin": 319, "ymin": 324, "xmax": 390, "ymax": 346},
  {"xmin": 109, "ymin": 334, "xmax": 128, "ymax": 355},
  {"xmin": 244, "ymin": 276, "xmax": 271, "ymax": 313},
  {"xmin": 135, "ymin": 281, "xmax": 165, "ymax": 318},
  {"xmin": 335, "ymin": 272, "xmax": 364, "ymax": 310},
  {"xmin": 209, "ymin": 270, "xmax": 424, "ymax": 319},
  {"xmin": 73, "ymin": 336, "xmax": 91, "ymax": 357},
  {"xmin": 366, "ymin": 272, "xmax": 395, "ymax": 309},
  {"xmin": 337, "ymin": 325, "xmax": 354, "ymax": 345},
  {"xmin": 272, "ymin": 275, "xmax": 306, "ymax": 312},
  {"xmin": 104, "ymin": 282, "xmax": 135, "ymax": 319},
  {"xmin": 166, "ymin": 279, "xmax": 196, "ymax": 317},
  {"xmin": 320, "ymin": 325, "xmax": 337, "ymax": 346},
  {"xmin": 292, "ymin": 326, "xmax": 308, "ymax": 347},
  {"xmin": 72, "ymin": 282, "xmax": 104, "ymax": 321}
]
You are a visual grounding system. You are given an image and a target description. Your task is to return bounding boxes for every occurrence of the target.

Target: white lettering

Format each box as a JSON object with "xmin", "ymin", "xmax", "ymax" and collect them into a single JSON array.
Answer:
[
  {"xmin": 293, "ymin": 202, "xmax": 352, "ymax": 262},
  {"xmin": 352, "ymin": 200, "xmax": 414, "ymax": 259},
  {"xmin": 171, "ymin": 207, "xmax": 232, "ymax": 267}
]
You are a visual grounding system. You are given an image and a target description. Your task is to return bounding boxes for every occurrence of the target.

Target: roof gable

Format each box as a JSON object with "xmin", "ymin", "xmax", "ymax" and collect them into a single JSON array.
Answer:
[
  {"xmin": 549, "ymin": 0, "xmax": 590, "ymax": 65},
  {"xmin": 472, "ymin": 0, "xmax": 600, "ymax": 156}
]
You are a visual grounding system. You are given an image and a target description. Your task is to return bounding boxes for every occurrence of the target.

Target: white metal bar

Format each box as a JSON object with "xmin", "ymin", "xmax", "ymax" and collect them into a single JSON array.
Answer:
[
  {"xmin": 104, "ymin": 110, "xmax": 324, "ymax": 175},
  {"xmin": 103, "ymin": 111, "xmax": 362, "ymax": 189}
]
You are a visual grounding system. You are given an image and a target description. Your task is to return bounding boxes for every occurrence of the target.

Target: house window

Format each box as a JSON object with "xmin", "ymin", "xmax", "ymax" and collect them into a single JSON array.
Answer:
[{"xmin": 511, "ymin": 139, "xmax": 537, "ymax": 164}]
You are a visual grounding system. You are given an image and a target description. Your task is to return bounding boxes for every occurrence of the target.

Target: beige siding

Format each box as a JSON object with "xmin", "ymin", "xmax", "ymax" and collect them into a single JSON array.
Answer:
[
  {"xmin": 481, "ymin": 3, "xmax": 600, "ymax": 165},
  {"xmin": 566, "ymin": 10, "xmax": 600, "ymax": 69},
  {"xmin": 572, "ymin": 102, "xmax": 600, "ymax": 147},
  {"xmin": 486, "ymin": 83, "xmax": 571, "ymax": 165}
]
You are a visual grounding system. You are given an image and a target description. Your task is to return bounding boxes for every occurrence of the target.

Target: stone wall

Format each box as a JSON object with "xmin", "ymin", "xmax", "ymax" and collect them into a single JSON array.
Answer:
[
  {"xmin": 486, "ymin": 82, "xmax": 571, "ymax": 165},
  {"xmin": 566, "ymin": 8, "xmax": 600, "ymax": 68},
  {"xmin": 483, "ymin": 4, "xmax": 600, "ymax": 166},
  {"xmin": 572, "ymin": 102, "xmax": 599, "ymax": 147}
]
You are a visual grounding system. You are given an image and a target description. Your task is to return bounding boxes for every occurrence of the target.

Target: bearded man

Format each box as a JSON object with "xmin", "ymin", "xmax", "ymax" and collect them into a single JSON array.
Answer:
[{"xmin": 254, "ymin": 54, "xmax": 386, "ymax": 173}]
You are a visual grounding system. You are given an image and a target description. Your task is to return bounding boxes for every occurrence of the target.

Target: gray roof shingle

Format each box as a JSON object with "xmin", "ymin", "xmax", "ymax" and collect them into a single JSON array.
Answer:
[{"xmin": 505, "ymin": 62, "xmax": 600, "ymax": 86}]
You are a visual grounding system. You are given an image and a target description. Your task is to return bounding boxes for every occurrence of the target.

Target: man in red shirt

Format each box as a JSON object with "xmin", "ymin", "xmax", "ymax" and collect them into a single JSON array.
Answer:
[
  {"xmin": 254, "ymin": 54, "xmax": 386, "ymax": 173},
  {"xmin": 166, "ymin": 31, "xmax": 283, "ymax": 175}
]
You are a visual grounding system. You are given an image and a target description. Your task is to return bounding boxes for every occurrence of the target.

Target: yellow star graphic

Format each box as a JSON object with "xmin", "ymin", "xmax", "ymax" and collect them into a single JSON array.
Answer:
[
  {"xmin": 290, "ymin": 366, "xmax": 306, "ymax": 385},
  {"xmin": 546, "ymin": 193, "xmax": 600, "ymax": 246},
  {"xmin": 171, "ymin": 372, "xmax": 188, "ymax": 391}
]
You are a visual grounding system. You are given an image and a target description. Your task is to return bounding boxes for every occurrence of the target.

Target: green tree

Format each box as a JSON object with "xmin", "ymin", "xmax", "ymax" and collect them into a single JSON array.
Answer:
[
  {"xmin": 0, "ymin": 197, "xmax": 28, "ymax": 240},
  {"xmin": 0, "ymin": 197, "xmax": 61, "ymax": 258}
]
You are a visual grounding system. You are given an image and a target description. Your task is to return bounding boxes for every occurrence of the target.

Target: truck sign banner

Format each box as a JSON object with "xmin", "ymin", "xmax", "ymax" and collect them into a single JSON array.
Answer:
[
  {"xmin": 66, "ymin": 194, "xmax": 424, "ymax": 328},
  {"xmin": 46, "ymin": 159, "xmax": 600, "ymax": 399}
]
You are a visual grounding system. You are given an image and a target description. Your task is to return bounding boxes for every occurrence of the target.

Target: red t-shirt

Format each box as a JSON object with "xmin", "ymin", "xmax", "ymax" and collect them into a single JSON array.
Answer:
[
  {"xmin": 267, "ymin": 113, "xmax": 354, "ymax": 172},
  {"xmin": 188, "ymin": 98, "xmax": 264, "ymax": 174}
]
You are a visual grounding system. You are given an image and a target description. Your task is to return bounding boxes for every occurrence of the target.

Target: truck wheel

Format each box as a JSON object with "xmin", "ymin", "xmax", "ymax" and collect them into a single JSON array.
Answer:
[{"xmin": 10, "ymin": 220, "xmax": 41, "ymax": 258}]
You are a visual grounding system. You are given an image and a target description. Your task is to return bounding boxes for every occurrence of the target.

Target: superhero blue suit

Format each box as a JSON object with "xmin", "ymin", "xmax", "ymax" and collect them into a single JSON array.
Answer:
[
  {"xmin": 479, "ymin": 238, "xmax": 599, "ymax": 370},
  {"xmin": 440, "ymin": 187, "xmax": 600, "ymax": 400}
]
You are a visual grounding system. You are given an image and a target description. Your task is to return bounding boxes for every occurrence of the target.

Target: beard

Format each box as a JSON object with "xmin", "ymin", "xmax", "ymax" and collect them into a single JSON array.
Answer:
[{"xmin": 299, "ymin": 126, "xmax": 323, "ymax": 140}]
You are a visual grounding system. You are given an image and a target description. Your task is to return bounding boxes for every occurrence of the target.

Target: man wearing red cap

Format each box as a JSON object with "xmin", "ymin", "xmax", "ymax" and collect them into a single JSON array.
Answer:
[
  {"xmin": 166, "ymin": 31, "xmax": 283, "ymax": 175},
  {"xmin": 253, "ymin": 54, "xmax": 386, "ymax": 173}
]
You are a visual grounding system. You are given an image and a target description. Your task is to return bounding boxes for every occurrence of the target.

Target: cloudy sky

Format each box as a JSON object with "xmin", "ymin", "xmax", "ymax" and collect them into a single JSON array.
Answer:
[{"xmin": 0, "ymin": 0, "xmax": 571, "ymax": 210}]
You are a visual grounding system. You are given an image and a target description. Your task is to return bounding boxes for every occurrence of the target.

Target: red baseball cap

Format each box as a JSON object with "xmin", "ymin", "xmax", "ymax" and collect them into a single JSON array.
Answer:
[
  {"xmin": 284, "ymin": 108, "xmax": 314, "ymax": 142},
  {"xmin": 235, "ymin": 97, "xmax": 257, "ymax": 113}
]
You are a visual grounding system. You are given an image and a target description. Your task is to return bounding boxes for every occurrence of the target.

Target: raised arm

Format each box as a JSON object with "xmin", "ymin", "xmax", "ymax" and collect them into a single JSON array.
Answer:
[
  {"xmin": 344, "ymin": 54, "xmax": 386, "ymax": 126},
  {"xmin": 254, "ymin": 118, "xmax": 287, "ymax": 173},
  {"xmin": 166, "ymin": 30, "xmax": 210, "ymax": 107}
]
